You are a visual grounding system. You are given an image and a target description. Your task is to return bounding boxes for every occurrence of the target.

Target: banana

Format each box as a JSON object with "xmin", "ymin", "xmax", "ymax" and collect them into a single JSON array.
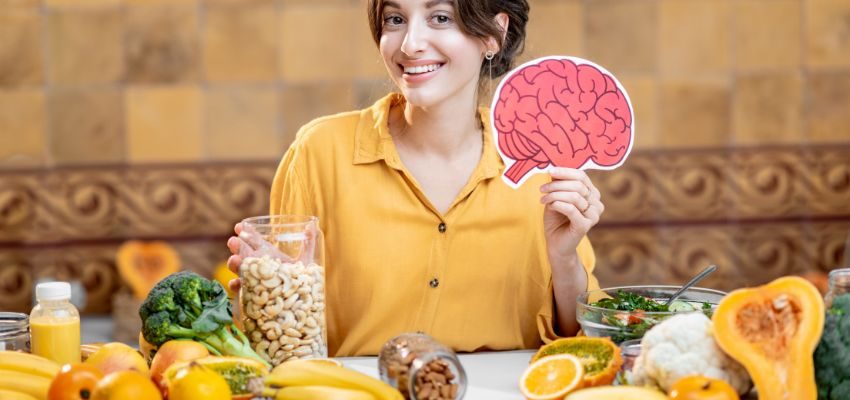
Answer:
[
  {"xmin": 0, "ymin": 369, "xmax": 50, "ymax": 400},
  {"xmin": 268, "ymin": 360, "xmax": 402, "ymax": 400},
  {"xmin": 0, "ymin": 389, "xmax": 38, "ymax": 400},
  {"xmin": 0, "ymin": 351, "xmax": 60, "ymax": 379},
  {"xmin": 266, "ymin": 386, "xmax": 376, "ymax": 400}
]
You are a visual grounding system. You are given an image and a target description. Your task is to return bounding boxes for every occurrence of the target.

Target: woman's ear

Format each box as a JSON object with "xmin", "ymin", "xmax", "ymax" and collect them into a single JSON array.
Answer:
[{"xmin": 486, "ymin": 12, "xmax": 510, "ymax": 53}]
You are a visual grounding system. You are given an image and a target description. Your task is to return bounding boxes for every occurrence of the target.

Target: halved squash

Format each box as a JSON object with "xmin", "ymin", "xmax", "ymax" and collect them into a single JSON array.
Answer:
[
  {"xmin": 712, "ymin": 276, "xmax": 824, "ymax": 400},
  {"xmin": 116, "ymin": 240, "xmax": 181, "ymax": 299},
  {"xmin": 164, "ymin": 356, "xmax": 269, "ymax": 400},
  {"xmin": 531, "ymin": 337, "xmax": 623, "ymax": 387}
]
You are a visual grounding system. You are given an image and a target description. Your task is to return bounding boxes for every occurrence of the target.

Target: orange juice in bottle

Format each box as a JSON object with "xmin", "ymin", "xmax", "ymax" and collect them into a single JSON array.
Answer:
[{"xmin": 30, "ymin": 282, "xmax": 81, "ymax": 364}]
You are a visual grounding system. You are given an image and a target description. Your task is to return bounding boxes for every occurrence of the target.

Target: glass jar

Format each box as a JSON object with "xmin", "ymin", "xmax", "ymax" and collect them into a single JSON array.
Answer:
[
  {"xmin": 238, "ymin": 215, "xmax": 326, "ymax": 366},
  {"xmin": 0, "ymin": 312, "xmax": 30, "ymax": 352},
  {"xmin": 378, "ymin": 333, "xmax": 467, "ymax": 400},
  {"xmin": 824, "ymin": 268, "xmax": 850, "ymax": 308}
]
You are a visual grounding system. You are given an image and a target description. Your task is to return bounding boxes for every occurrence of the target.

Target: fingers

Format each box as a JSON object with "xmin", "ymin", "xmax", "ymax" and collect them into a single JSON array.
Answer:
[
  {"xmin": 539, "ymin": 180, "xmax": 589, "ymax": 197},
  {"xmin": 227, "ymin": 254, "xmax": 242, "ymax": 273},
  {"xmin": 227, "ymin": 236, "xmax": 241, "ymax": 254},
  {"xmin": 549, "ymin": 167, "xmax": 592, "ymax": 188},
  {"xmin": 547, "ymin": 201, "xmax": 592, "ymax": 232},
  {"xmin": 229, "ymin": 277, "xmax": 241, "ymax": 293},
  {"xmin": 540, "ymin": 191, "xmax": 589, "ymax": 212},
  {"xmin": 234, "ymin": 222, "xmax": 244, "ymax": 235}
]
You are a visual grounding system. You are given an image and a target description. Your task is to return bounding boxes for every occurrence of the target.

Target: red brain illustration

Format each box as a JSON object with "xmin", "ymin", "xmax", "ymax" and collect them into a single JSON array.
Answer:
[{"xmin": 492, "ymin": 57, "xmax": 633, "ymax": 185}]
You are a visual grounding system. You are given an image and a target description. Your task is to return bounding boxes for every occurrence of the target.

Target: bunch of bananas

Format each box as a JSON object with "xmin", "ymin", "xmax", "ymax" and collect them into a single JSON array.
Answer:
[
  {"xmin": 257, "ymin": 360, "xmax": 404, "ymax": 400},
  {"xmin": 0, "ymin": 351, "xmax": 60, "ymax": 400}
]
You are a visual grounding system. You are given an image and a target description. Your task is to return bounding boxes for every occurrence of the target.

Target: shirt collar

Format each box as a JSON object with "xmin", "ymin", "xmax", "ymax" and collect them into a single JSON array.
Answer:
[{"xmin": 353, "ymin": 93, "xmax": 503, "ymax": 180}]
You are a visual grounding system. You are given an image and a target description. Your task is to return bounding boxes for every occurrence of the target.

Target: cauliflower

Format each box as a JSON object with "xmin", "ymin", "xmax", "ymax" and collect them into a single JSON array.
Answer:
[{"xmin": 630, "ymin": 312, "xmax": 751, "ymax": 395}]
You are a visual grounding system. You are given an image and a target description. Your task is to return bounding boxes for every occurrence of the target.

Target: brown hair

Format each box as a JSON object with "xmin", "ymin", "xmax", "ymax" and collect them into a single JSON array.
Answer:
[{"xmin": 367, "ymin": 0, "xmax": 529, "ymax": 79}]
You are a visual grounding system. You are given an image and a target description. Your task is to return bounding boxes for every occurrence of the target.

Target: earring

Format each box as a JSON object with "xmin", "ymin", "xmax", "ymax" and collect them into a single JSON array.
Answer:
[{"xmin": 485, "ymin": 50, "xmax": 495, "ymax": 60}]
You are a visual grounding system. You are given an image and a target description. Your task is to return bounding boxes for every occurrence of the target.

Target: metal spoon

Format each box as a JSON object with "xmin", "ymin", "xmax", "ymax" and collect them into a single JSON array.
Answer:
[{"xmin": 664, "ymin": 264, "xmax": 718, "ymax": 306}]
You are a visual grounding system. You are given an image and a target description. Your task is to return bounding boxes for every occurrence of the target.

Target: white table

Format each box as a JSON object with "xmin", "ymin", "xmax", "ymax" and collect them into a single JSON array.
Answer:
[{"xmin": 341, "ymin": 350, "xmax": 535, "ymax": 400}]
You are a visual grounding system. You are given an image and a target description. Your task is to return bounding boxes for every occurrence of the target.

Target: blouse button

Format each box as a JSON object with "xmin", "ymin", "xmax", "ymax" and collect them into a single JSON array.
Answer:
[
  {"xmin": 438, "ymin": 223, "xmax": 446, "ymax": 233},
  {"xmin": 429, "ymin": 278, "xmax": 440, "ymax": 288}
]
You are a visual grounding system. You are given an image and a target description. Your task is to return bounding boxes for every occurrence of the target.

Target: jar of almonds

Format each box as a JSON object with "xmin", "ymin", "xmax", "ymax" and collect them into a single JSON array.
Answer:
[
  {"xmin": 378, "ymin": 333, "xmax": 467, "ymax": 400},
  {"xmin": 238, "ymin": 215, "xmax": 326, "ymax": 367}
]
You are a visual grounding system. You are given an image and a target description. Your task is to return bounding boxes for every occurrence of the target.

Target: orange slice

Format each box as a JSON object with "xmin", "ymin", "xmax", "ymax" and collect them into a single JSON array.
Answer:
[
  {"xmin": 520, "ymin": 354, "xmax": 584, "ymax": 400},
  {"xmin": 531, "ymin": 337, "xmax": 623, "ymax": 387}
]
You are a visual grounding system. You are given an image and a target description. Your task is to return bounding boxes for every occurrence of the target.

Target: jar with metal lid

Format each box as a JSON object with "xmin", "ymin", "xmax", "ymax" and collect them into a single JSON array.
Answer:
[
  {"xmin": 378, "ymin": 333, "xmax": 467, "ymax": 400},
  {"xmin": 825, "ymin": 268, "xmax": 850, "ymax": 308},
  {"xmin": 0, "ymin": 312, "xmax": 30, "ymax": 352}
]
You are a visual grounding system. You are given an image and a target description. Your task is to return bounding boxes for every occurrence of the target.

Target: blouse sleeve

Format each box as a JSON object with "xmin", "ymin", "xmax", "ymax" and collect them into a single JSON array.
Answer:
[
  {"xmin": 269, "ymin": 130, "xmax": 314, "ymax": 217},
  {"xmin": 536, "ymin": 236, "xmax": 600, "ymax": 343}
]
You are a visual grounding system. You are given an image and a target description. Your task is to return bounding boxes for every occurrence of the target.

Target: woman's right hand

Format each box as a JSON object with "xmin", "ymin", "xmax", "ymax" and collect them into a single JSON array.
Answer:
[{"xmin": 226, "ymin": 222, "xmax": 285, "ymax": 292}]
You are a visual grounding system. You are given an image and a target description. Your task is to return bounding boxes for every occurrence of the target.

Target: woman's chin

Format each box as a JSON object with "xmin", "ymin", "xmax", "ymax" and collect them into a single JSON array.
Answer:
[{"xmin": 399, "ymin": 88, "xmax": 446, "ymax": 108}]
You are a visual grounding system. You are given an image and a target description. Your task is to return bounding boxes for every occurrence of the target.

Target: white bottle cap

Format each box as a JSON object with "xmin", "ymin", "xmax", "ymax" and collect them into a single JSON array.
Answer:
[{"xmin": 36, "ymin": 282, "xmax": 72, "ymax": 301}]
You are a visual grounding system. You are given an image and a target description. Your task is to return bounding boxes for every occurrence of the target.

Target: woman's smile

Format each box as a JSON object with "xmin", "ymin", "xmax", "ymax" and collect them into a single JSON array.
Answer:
[{"xmin": 399, "ymin": 60, "xmax": 446, "ymax": 84}]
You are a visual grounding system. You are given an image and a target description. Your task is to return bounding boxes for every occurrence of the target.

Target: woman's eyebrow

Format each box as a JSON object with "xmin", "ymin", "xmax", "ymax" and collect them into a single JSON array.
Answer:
[
  {"xmin": 425, "ymin": 0, "xmax": 452, "ymax": 8},
  {"xmin": 383, "ymin": 0, "xmax": 401, "ymax": 9}
]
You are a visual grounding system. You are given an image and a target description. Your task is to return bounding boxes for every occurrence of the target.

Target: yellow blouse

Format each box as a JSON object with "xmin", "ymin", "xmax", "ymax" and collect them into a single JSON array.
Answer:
[{"xmin": 270, "ymin": 93, "xmax": 600, "ymax": 356}]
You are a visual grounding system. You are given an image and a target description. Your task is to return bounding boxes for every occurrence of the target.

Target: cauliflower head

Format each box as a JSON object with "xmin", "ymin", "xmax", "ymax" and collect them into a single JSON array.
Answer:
[{"xmin": 630, "ymin": 312, "xmax": 751, "ymax": 394}]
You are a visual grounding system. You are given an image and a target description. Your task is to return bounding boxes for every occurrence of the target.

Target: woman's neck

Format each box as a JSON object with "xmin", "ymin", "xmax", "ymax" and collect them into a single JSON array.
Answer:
[{"xmin": 392, "ymin": 92, "xmax": 482, "ymax": 159}]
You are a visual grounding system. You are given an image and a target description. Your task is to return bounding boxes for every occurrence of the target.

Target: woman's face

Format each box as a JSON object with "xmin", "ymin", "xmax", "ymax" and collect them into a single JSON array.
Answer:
[{"xmin": 378, "ymin": 0, "xmax": 487, "ymax": 108}]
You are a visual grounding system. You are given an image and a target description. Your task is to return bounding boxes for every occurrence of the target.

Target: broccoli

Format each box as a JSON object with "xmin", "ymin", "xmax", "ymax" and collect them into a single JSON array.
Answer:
[
  {"xmin": 139, "ymin": 271, "xmax": 270, "ymax": 368},
  {"xmin": 815, "ymin": 293, "xmax": 850, "ymax": 400}
]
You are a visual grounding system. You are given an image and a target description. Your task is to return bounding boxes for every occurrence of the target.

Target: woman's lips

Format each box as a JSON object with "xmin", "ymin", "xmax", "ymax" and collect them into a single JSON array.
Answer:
[{"xmin": 400, "ymin": 63, "xmax": 444, "ymax": 84}]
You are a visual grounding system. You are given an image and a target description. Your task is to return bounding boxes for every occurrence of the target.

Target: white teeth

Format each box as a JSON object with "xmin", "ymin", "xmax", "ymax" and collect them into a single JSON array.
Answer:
[{"xmin": 403, "ymin": 64, "xmax": 441, "ymax": 74}]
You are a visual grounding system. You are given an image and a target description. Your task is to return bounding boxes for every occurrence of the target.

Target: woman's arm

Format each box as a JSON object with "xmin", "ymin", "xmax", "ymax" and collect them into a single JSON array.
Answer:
[{"xmin": 539, "ymin": 168, "xmax": 605, "ymax": 336}]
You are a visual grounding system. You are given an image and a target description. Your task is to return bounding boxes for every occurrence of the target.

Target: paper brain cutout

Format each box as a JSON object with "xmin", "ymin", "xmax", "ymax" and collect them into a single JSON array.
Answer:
[{"xmin": 491, "ymin": 56, "xmax": 634, "ymax": 188}]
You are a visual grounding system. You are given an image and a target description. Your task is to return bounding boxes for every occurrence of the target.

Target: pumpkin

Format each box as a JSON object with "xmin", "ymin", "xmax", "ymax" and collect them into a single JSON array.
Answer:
[
  {"xmin": 116, "ymin": 241, "xmax": 180, "ymax": 299},
  {"xmin": 668, "ymin": 375, "xmax": 739, "ymax": 400},
  {"xmin": 563, "ymin": 385, "xmax": 667, "ymax": 400},
  {"xmin": 712, "ymin": 276, "xmax": 824, "ymax": 400}
]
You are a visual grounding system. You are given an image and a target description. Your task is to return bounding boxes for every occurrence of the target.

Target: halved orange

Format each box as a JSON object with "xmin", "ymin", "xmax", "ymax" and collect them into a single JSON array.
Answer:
[
  {"xmin": 519, "ymin": 354, "xmax": 584, "ymax": 400},
  {"xmin": 531, "ymin": 337, "xmax": 623, "ymax": 387}
]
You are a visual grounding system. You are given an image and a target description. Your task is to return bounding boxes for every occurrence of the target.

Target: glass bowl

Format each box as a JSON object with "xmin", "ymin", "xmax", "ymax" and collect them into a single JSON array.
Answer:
[{"xmin": 576, "ymin": 285, "xmax": 726, "ymax": 344}]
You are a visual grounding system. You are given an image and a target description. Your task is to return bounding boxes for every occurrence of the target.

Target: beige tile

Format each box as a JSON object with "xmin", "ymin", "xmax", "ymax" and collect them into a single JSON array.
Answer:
[
  {"xmin": 205, "ymin": 0, "xmax": 273, "ymax": 5},
  {"xmin": 806, "ymin": 0, "xmax": 850, "ymax": 69},
  {"xmin": 0, "ymin": 9, "xmax": 43, "ymax": 87},
  {"xmin": 353, "ymin": 9, "xmax": 386, "ymax": 79},
  {"xmin": 280, "ymin": 83, "xmax": 355, "ymax": 145},
  {"xmin": 659, "ymin": 78, "xmax": 731, "ymax": 148},
  {"xmin": 354, "ymin": 79, "xmax": 394, "ymax": 109},
  {"xmin": 733, "ymin": 73, "xmax": 803, "ymax": 145},
  {"xmin": 203, "ymin": 5, "xmax": 277, "ymax": 82},
  {"xmin": 126, "ymin": 86, "xmax": 203, "ymax": 162},
  {"xmin": 47, "ymin": 8, "xmax": 123, "ymax": 85},
  {"xmin": 807, "ymin": 71, "xmax": 850, "ymax": 143},
  {"xmin": 733, "ymin": 0, "xmax": 800, "ymax": 71},
  {"xmin": 280, "ymin": 5, "xmax": 360, "ymax": 83},
  {"xmin": 125, "ymin": 0, "xmax": 196, "ymax": 5},
  {"xmin": 205, "ymin": 87, "xmax": 282, "ymax": 159},
  {"xmin": 45, "ymin": 0, "xmax": 120, "ymax": 7},
  {"xmin": 0, "ymin": 89, "xmax": 46, "ymax": 165},
  {"xmin": 658, "ymin": 0, "xmax": 731, "ymax": 76},
  {"xmin": 126, "ymin": 6, "xmax": 199, "ymax": 83},
  {"xmin": 586, "ymin": 0, "xmax": 657, "ymax": 74},
  {"xmin": 1, "ymin": 0, "xmax": 41, "ymax": 8},
  {"xmin": 618, "ymin": 76, "xmax": 657, "ymax": 149},
  {"xmin": 525, "ymin": 2, "xmax": 583, "ymax": 60},
  {"xmin": 49, "ymin": 88, "xmax": 124, "ymax": 165}
]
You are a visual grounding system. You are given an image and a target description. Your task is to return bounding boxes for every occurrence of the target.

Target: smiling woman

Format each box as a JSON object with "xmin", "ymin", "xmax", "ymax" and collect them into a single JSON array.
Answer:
[{"xmin": 226, "ymin": 0, "xmax": 608, "ymax": 357}]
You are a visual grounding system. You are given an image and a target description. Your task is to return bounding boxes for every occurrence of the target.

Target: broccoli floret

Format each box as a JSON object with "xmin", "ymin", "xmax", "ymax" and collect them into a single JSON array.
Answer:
[
  {"xmin": 815, "ymin": 294, "xmax": 850, "ymax": 400},
  {"xmin": 139, "ymin": 271, "xmax": 270, "ymax": 368}
]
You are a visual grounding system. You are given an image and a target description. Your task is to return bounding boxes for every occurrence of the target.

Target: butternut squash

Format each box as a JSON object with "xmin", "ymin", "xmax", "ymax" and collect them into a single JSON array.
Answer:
[{"xmin": 712, "ymin": 276, "xmax": 824, "ymax": 400}]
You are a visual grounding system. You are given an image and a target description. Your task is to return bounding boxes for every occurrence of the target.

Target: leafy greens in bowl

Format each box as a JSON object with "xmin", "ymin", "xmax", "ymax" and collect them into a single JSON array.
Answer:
[{"xmin": 576, "ymin": 285, "xmax": 726, "ymax": 344}]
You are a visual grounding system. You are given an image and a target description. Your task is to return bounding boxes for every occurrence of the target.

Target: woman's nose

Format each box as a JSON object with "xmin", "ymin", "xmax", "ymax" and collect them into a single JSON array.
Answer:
[{"xmin": 401, "ymin": 22, "xmax": 427, "ymax": 56}]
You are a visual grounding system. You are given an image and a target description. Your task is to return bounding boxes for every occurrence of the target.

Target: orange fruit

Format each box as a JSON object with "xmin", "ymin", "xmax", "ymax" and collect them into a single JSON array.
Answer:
[
  {"xmin": 519, "ymin": 354, "xmax": 584, "ymax": 400},
  {"xmin": 90, "ymin": 370, "xmax": 161, "ymax": 400},
  {"xmin": 48, "ymin": 363, "xmax": 104, "ymax": 400},
  {"xmin": 531, "ymin": 337, "xmax": 623, "ymax": 387}
]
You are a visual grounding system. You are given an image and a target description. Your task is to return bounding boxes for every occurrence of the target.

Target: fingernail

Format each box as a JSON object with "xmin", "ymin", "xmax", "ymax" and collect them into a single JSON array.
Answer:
[{"xmin": 239, "ymin": 231, "xmax": 251, "ymax": 240}]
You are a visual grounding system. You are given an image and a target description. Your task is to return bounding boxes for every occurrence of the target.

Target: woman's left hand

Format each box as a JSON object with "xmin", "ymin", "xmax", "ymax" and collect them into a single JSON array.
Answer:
[{"xmin": 540, "ymin": 167, "xmax": 605, "ymax": 261}]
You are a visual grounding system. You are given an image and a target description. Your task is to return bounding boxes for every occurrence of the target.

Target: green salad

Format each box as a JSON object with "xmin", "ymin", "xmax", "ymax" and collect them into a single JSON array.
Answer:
[{"xmin": 587, "ymin": 290, "xmax": 713, "ymax": 343}]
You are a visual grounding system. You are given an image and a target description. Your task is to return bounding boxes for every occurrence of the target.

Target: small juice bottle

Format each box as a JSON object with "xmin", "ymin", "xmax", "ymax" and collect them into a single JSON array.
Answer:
[{"xmin": 30, "ymin": 282, "xmax": 81, "ymax": 364}]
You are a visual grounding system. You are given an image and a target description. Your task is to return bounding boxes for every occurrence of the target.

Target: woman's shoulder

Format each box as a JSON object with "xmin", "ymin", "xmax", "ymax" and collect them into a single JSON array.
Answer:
[{"xmin": 291, "ymin": 109, "xmax": 364, "ymax": 148}]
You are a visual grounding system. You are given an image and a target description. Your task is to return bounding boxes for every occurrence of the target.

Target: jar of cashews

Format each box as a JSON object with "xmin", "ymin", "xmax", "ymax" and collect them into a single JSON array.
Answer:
[{"xmin": 238, "ymin": 215, "xmax": 326, "ymax": 366}]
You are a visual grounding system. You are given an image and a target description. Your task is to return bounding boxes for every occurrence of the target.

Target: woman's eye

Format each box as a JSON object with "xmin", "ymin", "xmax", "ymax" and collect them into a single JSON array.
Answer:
[
  {"xmin": 384, "ymin": 15, "xmax": 404, "ymax": 25},
  {"xmin": 433, "ymin": 14, "xmax": 451, "ymax": 24}
]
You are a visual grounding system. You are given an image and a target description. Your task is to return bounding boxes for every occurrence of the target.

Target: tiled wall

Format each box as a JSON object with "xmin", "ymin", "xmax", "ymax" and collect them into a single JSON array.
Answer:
[{"xmin": 2, "ymin": 0, "xmax": 850, "ymax": 168}]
